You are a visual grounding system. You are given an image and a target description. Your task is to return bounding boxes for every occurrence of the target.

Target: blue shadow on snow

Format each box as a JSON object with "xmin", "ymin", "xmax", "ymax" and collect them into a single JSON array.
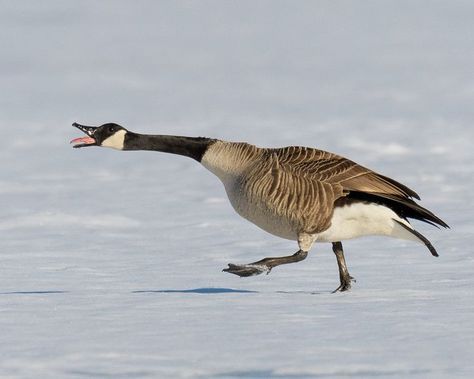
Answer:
[{"xmin": 132, "ymin": 287, "xmax": 258, "ymax": 294}]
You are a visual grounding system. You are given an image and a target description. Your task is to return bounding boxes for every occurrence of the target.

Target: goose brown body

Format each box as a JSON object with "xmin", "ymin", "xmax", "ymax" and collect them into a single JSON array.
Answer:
[{"xmin": 201, "ymin": 140, "xmax": 443, "ymax": 244}]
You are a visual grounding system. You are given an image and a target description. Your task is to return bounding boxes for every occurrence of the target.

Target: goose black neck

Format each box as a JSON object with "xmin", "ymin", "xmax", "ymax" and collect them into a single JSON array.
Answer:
[{"xmin": 124, "ymin": 132, "xmax": 216, "ymax": 162}]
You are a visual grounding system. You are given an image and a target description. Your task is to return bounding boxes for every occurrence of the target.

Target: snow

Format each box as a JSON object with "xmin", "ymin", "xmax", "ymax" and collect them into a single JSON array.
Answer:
[{"xmin": 1, "ymin": 1, "xmax": 474, "ymax": 378}]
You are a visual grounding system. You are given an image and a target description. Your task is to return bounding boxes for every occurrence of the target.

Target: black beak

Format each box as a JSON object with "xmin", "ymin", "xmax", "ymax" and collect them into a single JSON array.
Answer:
[{"xmin": 72, "ymin": 122, "xmax": 98, "ymax": 136}]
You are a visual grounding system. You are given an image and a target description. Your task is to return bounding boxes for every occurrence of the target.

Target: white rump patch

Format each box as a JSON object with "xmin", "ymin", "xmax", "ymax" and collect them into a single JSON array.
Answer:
[
  {"xmin": 316, "ymin": 202, "xmax": 423, "ymax": 244},
  {"xmin": 101, "ymin": 129, "xmax": 126, "ymax": 150}
]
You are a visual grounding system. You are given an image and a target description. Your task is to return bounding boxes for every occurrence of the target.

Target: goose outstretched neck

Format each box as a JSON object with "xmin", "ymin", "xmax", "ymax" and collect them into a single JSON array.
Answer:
[
  {"xmin": 71, "ymin": 122, "xmax": 216, "ymax": 161},
  {"xmin": 124, "ymin": 132, "xmax": 216, "ymax": 161}
]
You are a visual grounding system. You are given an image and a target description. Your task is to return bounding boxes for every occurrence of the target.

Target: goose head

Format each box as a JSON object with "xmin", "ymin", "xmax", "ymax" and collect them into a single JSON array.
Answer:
[{"xmin": 71, "ymin": 122, "xmax": 127, "ymax": 150}]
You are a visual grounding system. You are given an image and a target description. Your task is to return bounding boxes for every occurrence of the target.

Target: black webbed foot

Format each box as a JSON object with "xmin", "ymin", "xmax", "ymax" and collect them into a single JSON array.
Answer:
[
  {"xmin": 223, "ymin": 250, "xmax": 307, "ymax": 278},
  {"xmin": 223, "ymin": 263, "xmax": 271, "ymax": 277}
]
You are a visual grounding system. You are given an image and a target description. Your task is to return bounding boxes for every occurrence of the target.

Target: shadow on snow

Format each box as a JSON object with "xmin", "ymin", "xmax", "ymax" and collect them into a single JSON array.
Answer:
[{"xmin": 132, "ymin": 287, "xmax": 258, "ymax": 294}]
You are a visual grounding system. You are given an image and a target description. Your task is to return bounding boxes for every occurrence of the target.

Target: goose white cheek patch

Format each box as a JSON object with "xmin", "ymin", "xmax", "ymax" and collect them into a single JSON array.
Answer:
[{"xmin": 100, "ymin": 129, "xmax": 126, "ymax": 150}]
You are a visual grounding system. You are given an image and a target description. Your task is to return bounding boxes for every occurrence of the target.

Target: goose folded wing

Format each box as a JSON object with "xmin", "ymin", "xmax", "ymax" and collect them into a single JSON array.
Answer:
[{"xmin": 273, "ymin": 146, "xmax": 420, "ymax": 200}]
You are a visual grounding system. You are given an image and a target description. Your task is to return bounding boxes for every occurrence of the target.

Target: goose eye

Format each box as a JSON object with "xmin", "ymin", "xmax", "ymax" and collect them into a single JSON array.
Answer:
[{"xmin": 108, "ymin": 125, "xmax": 116, "ymax": 133}]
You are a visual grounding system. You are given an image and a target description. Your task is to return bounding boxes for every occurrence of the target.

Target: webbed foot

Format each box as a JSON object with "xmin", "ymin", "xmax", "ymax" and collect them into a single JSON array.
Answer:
[
  {"xmin": 223, "ymin": 250, "xmax": 307, "ymax": 278},
  {"xmin": 223, "ymin": 263, "xmax": 271, "ymax": 277}
]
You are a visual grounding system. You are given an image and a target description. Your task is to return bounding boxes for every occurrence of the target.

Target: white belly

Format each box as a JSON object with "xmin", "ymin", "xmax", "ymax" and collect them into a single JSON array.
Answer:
[{"xmin": 316, "ymin": 202, "xmax": 420, "ymax": 243}]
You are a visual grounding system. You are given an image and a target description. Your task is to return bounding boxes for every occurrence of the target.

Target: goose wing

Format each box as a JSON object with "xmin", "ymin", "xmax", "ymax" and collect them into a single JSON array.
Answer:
[{"xmin": 272, "ymin": 146, "xmax": 420, "ymax": 200}]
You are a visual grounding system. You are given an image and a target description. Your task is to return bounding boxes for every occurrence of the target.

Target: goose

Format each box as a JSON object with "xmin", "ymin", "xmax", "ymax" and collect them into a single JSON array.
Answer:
[{"xmin": 71, "ymin": 122, "xmax": 448, "ymax": 292}]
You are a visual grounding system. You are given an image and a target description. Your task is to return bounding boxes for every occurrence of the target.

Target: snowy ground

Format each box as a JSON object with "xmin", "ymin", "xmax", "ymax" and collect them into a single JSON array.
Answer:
[{"xmin": 1, "ymin": 1, "xmax": 474, "ymax": 378}]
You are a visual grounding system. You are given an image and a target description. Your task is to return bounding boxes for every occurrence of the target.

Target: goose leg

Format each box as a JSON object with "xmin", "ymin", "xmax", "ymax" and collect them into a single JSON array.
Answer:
[
  {"xmin": 223, "ymin": 250, "xmax": 308, "ymax": 277},
  {"xmin": 332, "ymin": 241, "xmax": 355, "ymax": 292}
]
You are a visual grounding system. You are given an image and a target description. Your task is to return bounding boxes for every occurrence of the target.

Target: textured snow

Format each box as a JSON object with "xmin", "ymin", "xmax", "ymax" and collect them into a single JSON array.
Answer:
[{"xmin": 1, "ymin": 1, "xmax": 474, "ymax": 378}]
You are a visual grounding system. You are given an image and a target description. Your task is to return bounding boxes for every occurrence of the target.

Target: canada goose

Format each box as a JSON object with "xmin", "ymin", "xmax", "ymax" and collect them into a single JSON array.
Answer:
[{"xmin": 71, "ymin": 122, "xmax": 448, "ymax": 292}]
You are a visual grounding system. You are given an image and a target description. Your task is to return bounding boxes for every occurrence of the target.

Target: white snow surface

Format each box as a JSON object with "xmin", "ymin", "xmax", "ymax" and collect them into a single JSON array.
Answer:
[{"xmin": 1, "ymin": 1, "xmax": 474, "ymax": 378}]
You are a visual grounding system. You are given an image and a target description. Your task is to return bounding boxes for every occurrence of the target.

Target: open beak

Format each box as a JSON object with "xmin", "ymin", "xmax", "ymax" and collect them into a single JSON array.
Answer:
[{"xmin": 71, "ymin": 122, "xmax": 98, "ymax": 148}]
